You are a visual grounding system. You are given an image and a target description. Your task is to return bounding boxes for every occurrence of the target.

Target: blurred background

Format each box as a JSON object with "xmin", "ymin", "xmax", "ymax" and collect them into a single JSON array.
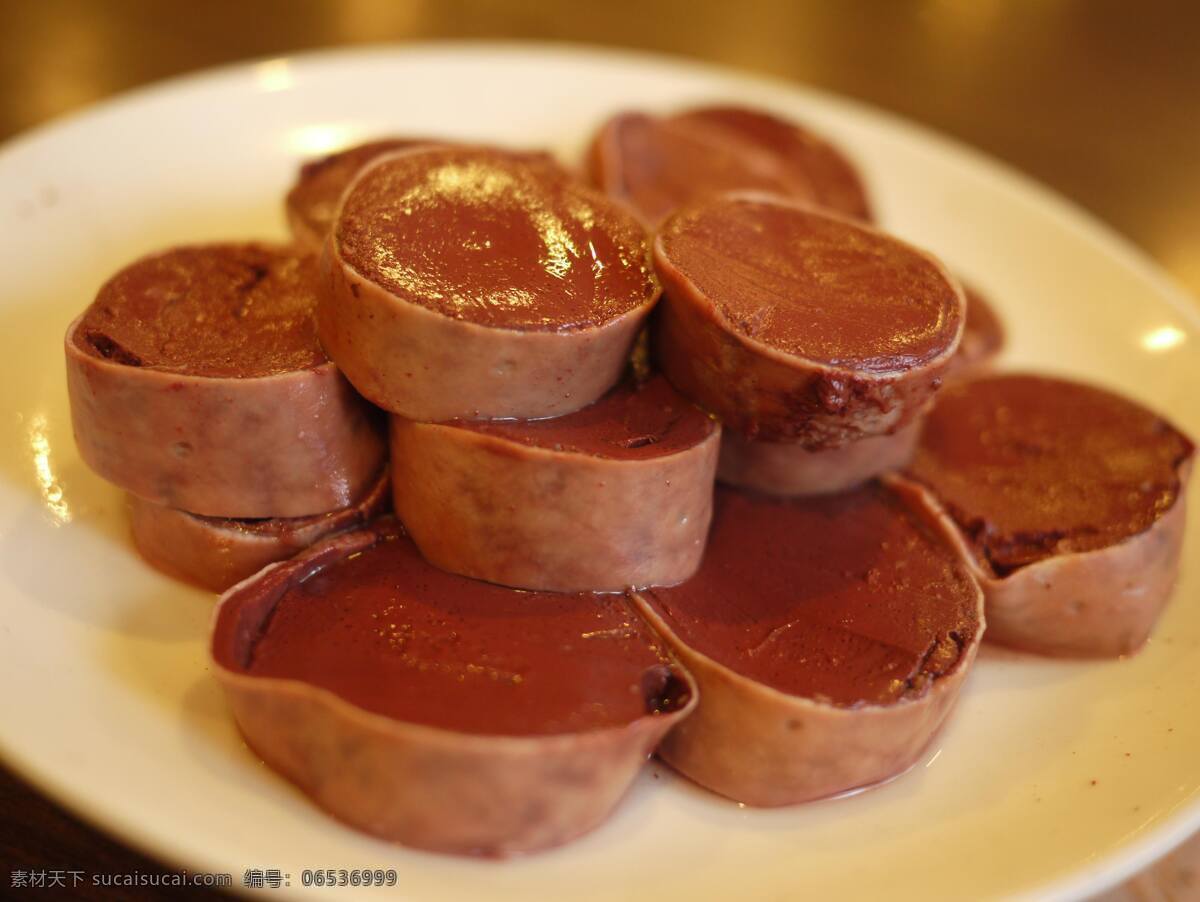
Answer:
[
  {"xmin": 3, "ymin": 0, "xmax": 1199, "ymax": 297},
  {"xmin": 2, "ymin": 1, "xmax": 1198, "ymax": 898}
]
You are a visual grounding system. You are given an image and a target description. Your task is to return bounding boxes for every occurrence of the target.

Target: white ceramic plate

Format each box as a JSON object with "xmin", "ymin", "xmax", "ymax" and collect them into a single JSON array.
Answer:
[{"xmin": 0, "ymin": 43, "xmax": 1197, "ymax": 902}]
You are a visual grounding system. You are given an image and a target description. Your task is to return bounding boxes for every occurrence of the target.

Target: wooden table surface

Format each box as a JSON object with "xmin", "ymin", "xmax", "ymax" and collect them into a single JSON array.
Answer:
[{"xmin": 2, "ymin": 1, "xmax": 1198, "ymax": 898}]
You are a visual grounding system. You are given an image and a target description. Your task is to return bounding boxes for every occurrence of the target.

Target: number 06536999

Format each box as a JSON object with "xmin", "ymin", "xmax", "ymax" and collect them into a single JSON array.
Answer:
[{"xmin": 300, "ymin": 869, "xmax": 398, "ymax": 888}]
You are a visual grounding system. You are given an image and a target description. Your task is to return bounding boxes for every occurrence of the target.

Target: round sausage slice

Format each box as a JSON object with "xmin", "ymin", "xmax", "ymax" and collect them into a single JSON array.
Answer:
[
  {"xmin": 127, "ymin": 467, "xmax": 389, "ymax": 592},
  {"xmin": 894, "ymin": 374, "xmax": 1194, "ymax": 657},
  {"xmin": 211, "ymin": 520, "xmax": 697, "ymax": 856},
  {"xmin": 390, "ymin": 375, "xmax": 719, "ymax": 592},
  {"xmin": 285, "ymin": 138, "xmax": 427, "ymax": 255},
  {"xmin": 65, "ymin": 244, "xmax": 385, "ymax": 518},
  {"xmin": 632, "ymin": 482, "xmax": 982, "ymax": 806},
  {"xmin": 654, "ymin": 193, "xmax": 964, "ymax": 446},
  {"xmin": 320, "ymin": 146, "xmax": 659, "ymax": 421},
  {"xmin": 717, "ymin": 418, "xmax": 922, "ymax": 496}
]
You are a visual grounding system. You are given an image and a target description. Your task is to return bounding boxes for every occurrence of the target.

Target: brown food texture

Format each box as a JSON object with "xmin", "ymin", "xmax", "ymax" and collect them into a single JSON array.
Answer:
[
  {"xmin": 674, "ymin": 104, "xmax": 873, "ymax": 221},
  {"xmin": 66, "ymin": 274, "xmax": 386, "ymax": 518},
  {"xmin": 75, "ymin": 243, "xmax": 325, "ymax": 378},
  {"xmin": 389, "ymin": 376, "xmax": 720, "ymax": 592},
  {"xmin": 631, "ymin": 480, "xmax": 982, "ymax": 806},
  {"xmin": 587, "ymin": 105, "xmax": 872, "ymax": 228},
  {"xmin": 642, "ymin": 482, "xmax": 980, "ymax": 707},
  {"xmin": 286, "ymin": 138, "xmax": 429, "ymax": 251},
  {"xmin": 657, "ymin": 197, "xmax": 959, "ymax": 371},
  {"xmin": 336, "ymin": 145, "xmax": 657, "ymax": 331},
  {"xmin": 210, "ymin": 522, "xmax": 697, "ymax": 856},
  {"xmin": 317, "ymin": 148, "xmax": 661, "ymax": 422},
  {"xmin": 285, "ymin": 138, "xmax": 566, "ymax": 253},
  {"xmin": 717, "ymin": 417, "xmax": 923, "ymax": 496},
  {"xmin": 946, "ymin": 281, "xmax": 1005, "ymax": 377},
  {"xmin": 587, "ymin": 110, "xmax": 817, "ymax": 227},
  {"xmin": 244, "ymin": 529, "xmax": 681, "ymax": 734},
  {"xmin": 653, "ymin": 193, "xmax": 963, "ymax": 445},
  {"xmin": 458, "ymin": 374, "xmax": 715, "ymax": 461},
  {"xmin": 126, "ymin": 467, "xmax": 390, "ymax": 592},
  {"xmin": 906, "ymin": 373, "xmax": 1194, "ymax": 576}
]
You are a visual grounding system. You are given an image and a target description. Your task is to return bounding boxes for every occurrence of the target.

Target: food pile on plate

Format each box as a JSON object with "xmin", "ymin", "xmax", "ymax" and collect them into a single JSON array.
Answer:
[{"xmin": 63, "ymin": 103, "xmax": 1194, "ymax": 857}]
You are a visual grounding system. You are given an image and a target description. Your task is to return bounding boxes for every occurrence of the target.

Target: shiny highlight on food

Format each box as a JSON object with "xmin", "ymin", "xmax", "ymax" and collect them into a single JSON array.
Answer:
[{"xmin": 336, "ymin": 146, "xmax": 656, "ymax": 331}]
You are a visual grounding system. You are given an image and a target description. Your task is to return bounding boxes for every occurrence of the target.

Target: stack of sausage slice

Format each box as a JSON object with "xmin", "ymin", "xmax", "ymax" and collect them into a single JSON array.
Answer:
[
  {"xmin": 317, "ymin": 142, "xmax": 721, "ymax": 592},
  {"xmin": 65, "ymin": 244, "xmax": 388, "ymax": 591},
  {"xmin": 221, "ymin": 141, "xmax": 718, "ymax": 852},
  {"xmin": 65, "ymin": 102, "xmax": 1194, "ymax": 859}
]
